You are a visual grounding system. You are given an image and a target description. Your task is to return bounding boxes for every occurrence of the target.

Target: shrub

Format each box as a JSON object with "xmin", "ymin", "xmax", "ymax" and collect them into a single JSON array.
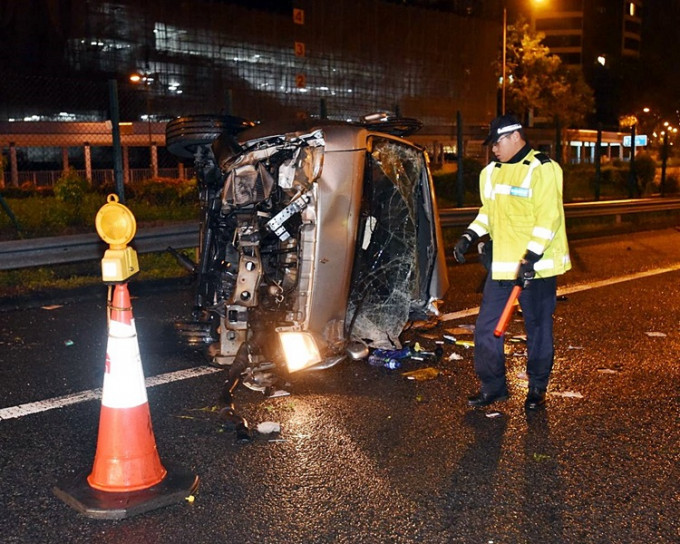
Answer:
[
  {"xmin": 1, "ymin": 186, "xmax": 32, "ymax": 199},
  {"xmin": 661, "ymin": 175, "xmax": 679, "ymax": 194},
  {"xmin": 432, "ymin": 157, "xmax": 483, "ymax": 207},
  {"xmin": 96, "ymin": 181, "xmax": 136, "ymax": 200},
  {"xmin": 633, "ymin": 152, "xmax": 656, "ymax": 190},
  {"xmin": 134, "ymin": 177, "xmax": 197, "ymax": 206},
  {"xmin": 53, "ymin": 168, "xmax": 89, "ymax": 206}
]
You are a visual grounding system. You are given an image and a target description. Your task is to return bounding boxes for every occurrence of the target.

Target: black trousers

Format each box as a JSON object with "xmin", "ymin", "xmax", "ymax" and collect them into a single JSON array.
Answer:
[{"xmin": 473, "ymin": 274, "xmax": 557, "ymax": 395}]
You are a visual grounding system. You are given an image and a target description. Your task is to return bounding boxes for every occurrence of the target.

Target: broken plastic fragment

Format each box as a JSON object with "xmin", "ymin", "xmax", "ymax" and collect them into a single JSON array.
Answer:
[
  {"xmin": 372, "ymin": 346, "xmax": 412, "ymax": 360},
  {"xmin": 645, "ymin": 331, "xmax": 667, "ymax": 337},
  {"xmin": 532, "ymin": 453, "xmax": 551, "ymax": 461},
  {"xmin": 485, "ymin": 411, "xmax": 502, "ymax": 418},
  {"xmin": 550, "ymin": 391, "xmax": 583, "ymax": 398},
  {"xmin": 567, "ymin": 345, "xmax": 585, "ymax": 350},
  {"xmin": 446, "ymin": 326, "xmax": 474, "ymax": 335},
  {"xmin": 242, "ymin": 364, "xmax": 278, "ymax": 392},
  {"xmin": 443, "ymin": 334, "xmax": 456, "ymax": 343},
  {"xmin": 63, "ymin": 339, "xmax": 74, "ymax": 347},
  {"xmin": 448, "ymin": 352, "xmax": 463, "ymax": 361},
  {"xmin": 402, "ymin": 367, "xmax": 440, "ymax": 380},
  {"xmin": 257, "ymin": 421, "xmax": 281, "ymax": 434},
  {"xmin": 455, "ymin": 340, "xmax": 474, "ymax": 348},
  {"xmin": 597, "ymin": 368, "xmax": 619, "ymax": 374},
  {"xmin": 268, "ymin": 389, "xmax": 291, "ymax": 398},
  {"xmin": 41, "ymin": 304, "xmax": 63, "ymax": 310},
  {"xmin": 185, "ymin": 495, "xmax": 195, "ymax": 503}
]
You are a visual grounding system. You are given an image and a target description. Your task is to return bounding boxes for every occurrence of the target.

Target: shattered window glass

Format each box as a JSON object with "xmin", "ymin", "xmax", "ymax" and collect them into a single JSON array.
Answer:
[{"xmin": 346, "ymin": 138, "xmax": 429, "ymax": 348}]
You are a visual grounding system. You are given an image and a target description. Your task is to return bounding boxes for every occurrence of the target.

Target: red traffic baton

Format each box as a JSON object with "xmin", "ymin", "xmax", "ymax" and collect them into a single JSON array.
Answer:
[{"xmin": 494, "ymin": 284, "xmax": 522, "ymax": 337}]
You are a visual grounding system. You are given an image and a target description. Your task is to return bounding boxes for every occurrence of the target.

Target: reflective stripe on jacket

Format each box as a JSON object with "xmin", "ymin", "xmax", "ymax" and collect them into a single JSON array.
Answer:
[{"xmin": 467, "ymin": 149, "xmax": 571, "ymax": 280}]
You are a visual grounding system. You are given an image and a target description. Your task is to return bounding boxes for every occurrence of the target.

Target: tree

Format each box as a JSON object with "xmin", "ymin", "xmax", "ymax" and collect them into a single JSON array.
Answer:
[
  {"xmin": 497, "ymin": 17, "xmax": 594, "ymax": 160},
  {"xmin": 499, "ymin": 18, "xmax": 594, "ymax": 125}
]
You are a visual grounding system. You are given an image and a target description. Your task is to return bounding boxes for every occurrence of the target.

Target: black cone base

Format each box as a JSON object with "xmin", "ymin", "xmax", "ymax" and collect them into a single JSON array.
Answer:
[{"xmin": 53, "ymin": 464, "xmax": 199, "ymax": 520}]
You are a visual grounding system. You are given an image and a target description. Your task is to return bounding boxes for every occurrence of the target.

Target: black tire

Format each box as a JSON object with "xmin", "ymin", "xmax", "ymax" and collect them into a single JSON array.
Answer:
[
  {"xmin": 358, "ymin": 116, "xmax": 423, "ymax": 137},
  {"xmin": 165, "ymin": 114, "xmax": 255, "ymax": 159}
]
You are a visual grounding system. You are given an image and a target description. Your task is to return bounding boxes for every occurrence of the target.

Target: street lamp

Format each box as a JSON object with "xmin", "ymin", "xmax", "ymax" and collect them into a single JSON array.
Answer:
[{"xmin": 130, "ymin": 72, "xmax": 159, "ymax": 179}]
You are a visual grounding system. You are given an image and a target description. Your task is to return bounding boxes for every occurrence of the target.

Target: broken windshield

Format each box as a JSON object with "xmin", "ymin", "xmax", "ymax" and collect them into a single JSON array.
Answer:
[{"xmin": 346, "ymin": 138, "xmax": 428, "ymax": 348}]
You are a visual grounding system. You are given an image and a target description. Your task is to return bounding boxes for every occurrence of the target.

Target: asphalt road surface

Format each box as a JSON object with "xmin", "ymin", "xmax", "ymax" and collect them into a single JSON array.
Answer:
[{"xmin": 0, "ymin": 229, "xmax": 679, "ymax": 544}]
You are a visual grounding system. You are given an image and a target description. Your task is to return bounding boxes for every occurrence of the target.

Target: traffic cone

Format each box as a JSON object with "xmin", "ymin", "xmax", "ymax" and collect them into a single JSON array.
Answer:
[
  {"xmin": 54, "ymin": 283, "xmax": 199, "ymax": 519},
  {"xmin": 87, "ymin": 283, "xmax": 166, "ymax": 491}
]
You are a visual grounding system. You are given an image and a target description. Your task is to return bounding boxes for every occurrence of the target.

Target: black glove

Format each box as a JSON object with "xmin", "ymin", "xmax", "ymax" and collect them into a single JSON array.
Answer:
[
  {"xmin": 453, "ymin": 229, "xmax": 478, "ymax": 264},
  {"xmin": 477, "ymin": 239, "xmax": 492, "ymax": 271},
  {"xmin": 517, "ymin": 250, "xmax": 542, "ymax": 287}
]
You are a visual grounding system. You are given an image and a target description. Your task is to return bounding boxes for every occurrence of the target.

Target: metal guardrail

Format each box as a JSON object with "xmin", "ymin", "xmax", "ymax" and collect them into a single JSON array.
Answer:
[
  {"xmin": 1, "ymin": 198, "xmax": 680, "ymax": 271},
  {"xmin": 0, "ymin": 222, "xmax": 199, "ymax": 270},
  {"xmin": 438, "ymin": 197, "xmax": 680, "ymax": 227}
]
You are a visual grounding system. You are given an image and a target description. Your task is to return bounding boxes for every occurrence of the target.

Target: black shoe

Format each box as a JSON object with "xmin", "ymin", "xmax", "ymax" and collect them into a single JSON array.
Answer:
[
  {"xmin": 467, "ymin": 390, "xmax": 509, "ymax": 407},
  {"xmin": 525, "ymin": 387, "xmax": 546, "ymax": 410}
]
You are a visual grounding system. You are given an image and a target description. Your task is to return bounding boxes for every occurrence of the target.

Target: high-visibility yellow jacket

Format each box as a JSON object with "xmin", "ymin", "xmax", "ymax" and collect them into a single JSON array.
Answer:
[{"xmin": 467, "ymin": 148, "xmax": 571, "ymax": 280}]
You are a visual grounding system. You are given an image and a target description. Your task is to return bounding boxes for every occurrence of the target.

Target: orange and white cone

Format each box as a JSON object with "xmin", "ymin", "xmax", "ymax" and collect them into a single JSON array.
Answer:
[
  {"xmin": 87, "ymin": 283, "xmax": 166, "ymax": 491},
  {"xmin": 54, "ymin": 283, "xmax": 199, "ymax": 519}
]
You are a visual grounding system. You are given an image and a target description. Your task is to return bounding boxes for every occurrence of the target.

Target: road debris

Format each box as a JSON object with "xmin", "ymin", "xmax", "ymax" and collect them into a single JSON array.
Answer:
[
  {"xmin": 532, "ymin": 453, "xmax": 551, "ymax": 462},
  {"xmin": 645, "ymin": 331, "xmax": 667, "ymax": 337},
  {"xmin": 445, "ymin": 326, "xmax": 474, "ymax": 336},
  {"xmin": 448, "ymin": 352, "xmax": 463, "ymax": 361},
  {"xmin": 550, "ymin": 391, "xmax": 583, "ymax": 398},
  {"xmin": 256, "ymin": 421, "xmax": 281, "ymax": 434},
  {"xmin": 267, "ymin": 389, "xmax": 291, "ymax": 398},
  {"xmin": 597, "ymin": 368, "xmax": 619, "ymax": 374},
  {"xmin": 402, "ymin": 367, "xmax": 440, "ymax": 381},
  {"xmin": 242, "ymin": 363, "xmax": 278, "ymax": 393},
  {"xmin": 485, "ymin": 411, "xmax": 502, "ymax": 418}
]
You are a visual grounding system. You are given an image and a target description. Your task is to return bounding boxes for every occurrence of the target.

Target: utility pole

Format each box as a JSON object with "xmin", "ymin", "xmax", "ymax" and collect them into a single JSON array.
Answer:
[{"xmin": 108, "ymin": 79, "xmax": 125, "ymax": 203}]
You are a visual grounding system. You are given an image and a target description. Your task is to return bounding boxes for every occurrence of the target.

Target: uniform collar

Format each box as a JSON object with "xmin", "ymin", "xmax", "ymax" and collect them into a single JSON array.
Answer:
[{"xmin": 503, "ymin": 143, "xmax": 532, "ymax": 164}]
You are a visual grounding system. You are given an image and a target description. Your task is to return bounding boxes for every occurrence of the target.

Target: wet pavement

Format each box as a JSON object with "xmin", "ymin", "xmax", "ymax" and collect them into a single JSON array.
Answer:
[{"xmin": 0, "ymin": 229, "xmax": 679, "ymax": 543}]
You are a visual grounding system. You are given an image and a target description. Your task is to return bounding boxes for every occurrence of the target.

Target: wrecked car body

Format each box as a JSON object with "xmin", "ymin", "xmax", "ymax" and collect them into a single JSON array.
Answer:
[{"xmin": 166, "ymin": 114, "xmax": 449, "ymax": 398}]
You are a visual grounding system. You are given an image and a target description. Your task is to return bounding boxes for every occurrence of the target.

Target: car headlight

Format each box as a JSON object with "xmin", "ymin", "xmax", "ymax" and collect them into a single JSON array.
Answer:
[{"xmin": 278, "ymin": 331, "xmax": 322, "ymax": 372}]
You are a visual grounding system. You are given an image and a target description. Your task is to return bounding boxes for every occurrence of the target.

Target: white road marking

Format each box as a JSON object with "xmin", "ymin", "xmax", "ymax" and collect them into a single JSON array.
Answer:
[
  {"xmin": 439, "ymin": 263, "xmax": 680, "ymax": 322},
  {"xmin": 4, "ymin": 264, "xmax": 680, "ymax": 422},
  {"xmin": 0, "ymin": 366, "xmax": 221, "ymax": 421}
]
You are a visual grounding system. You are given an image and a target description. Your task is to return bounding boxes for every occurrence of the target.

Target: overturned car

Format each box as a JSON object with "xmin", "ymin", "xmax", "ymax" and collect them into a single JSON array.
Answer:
[{"xmin": 166, "ymin": 114, "xmax": 449, "ymax": 385}]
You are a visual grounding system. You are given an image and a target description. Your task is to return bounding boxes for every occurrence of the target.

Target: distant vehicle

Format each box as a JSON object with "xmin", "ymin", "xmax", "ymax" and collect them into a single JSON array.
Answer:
[{"xmin": 166, "ymin": 113, "xmax": 449, "ymax": 430}]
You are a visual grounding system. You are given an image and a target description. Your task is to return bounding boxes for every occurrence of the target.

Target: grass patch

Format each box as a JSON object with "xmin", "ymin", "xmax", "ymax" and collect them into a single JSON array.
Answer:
[{"xmin": 0, "ymin": 249, "xmax": 195, "ymax": 298}]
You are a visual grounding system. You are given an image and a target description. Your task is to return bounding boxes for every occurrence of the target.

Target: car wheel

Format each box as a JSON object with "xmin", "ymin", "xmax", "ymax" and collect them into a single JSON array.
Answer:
[{"xmin": 165, "ymin": 114, "xmax": 255, "ymax": 159}]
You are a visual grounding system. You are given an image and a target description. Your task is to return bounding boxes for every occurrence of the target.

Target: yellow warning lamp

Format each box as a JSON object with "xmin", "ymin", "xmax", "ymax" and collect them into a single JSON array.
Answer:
[{"xmin": 95, "ymin": 194, "xmax": 139, "ymax": 283}]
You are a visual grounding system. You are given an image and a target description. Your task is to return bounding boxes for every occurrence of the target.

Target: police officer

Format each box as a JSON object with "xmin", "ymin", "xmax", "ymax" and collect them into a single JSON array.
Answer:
[{"xmin": 453, "ymin": 114, "xmax": 571, "ymax": 410}]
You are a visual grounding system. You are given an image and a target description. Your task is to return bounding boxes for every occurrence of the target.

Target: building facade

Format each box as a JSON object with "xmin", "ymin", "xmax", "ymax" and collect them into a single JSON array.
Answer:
[
  {"xmin": 0, "ymin": 0, "xmax": 499, "ymax": 127},
  {"xmin": 530, "ymin": 0, "xmax": 644, "ymax": 128}
]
